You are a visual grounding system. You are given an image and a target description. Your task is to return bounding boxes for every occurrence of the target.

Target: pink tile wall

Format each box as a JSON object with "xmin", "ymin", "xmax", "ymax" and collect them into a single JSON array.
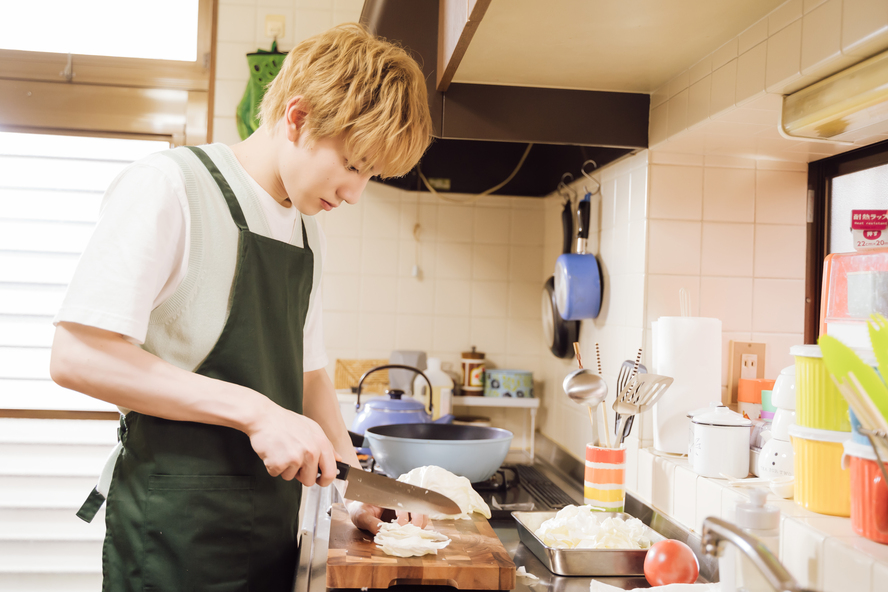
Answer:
[{"xmin": 646, "ymin": 154, "xmax": 807, "ymax": 383}]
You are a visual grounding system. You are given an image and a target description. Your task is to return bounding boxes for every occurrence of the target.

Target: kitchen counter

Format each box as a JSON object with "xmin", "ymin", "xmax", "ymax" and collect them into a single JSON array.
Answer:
[
  {"xmin": 487, "ymin": 457, "xmax": 715, "ymax": 592},
  {"xmin": 327, "ymin": 440, "xmax": 715, "ymax": 591}
]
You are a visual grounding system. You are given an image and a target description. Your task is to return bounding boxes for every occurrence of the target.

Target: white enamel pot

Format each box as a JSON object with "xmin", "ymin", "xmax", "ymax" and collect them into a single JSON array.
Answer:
[{"xmin": 689, "ymin": 406, "xmax": 752, "ymax": 479}]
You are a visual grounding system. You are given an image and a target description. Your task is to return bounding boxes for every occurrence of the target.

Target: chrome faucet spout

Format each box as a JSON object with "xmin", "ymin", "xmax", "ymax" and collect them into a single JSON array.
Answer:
[{"xmin": 701, "ymin": 517, "xmax": 815, "ymax": 592}]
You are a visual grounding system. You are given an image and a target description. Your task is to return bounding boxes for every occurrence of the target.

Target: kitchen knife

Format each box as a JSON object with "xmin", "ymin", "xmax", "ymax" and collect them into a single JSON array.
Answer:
[{"xmin": 329, "ymin": 461, "xmax": 461, "ymax": 516}]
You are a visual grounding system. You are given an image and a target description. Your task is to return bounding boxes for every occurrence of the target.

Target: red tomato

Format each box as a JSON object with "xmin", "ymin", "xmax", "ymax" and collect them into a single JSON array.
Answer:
[{"xmin": 643, "ymin": 539, "xmax": 699, "ymax": 586}]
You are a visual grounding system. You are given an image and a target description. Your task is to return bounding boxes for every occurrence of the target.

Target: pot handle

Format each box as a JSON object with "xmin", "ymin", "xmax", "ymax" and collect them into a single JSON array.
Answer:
[{"xmin": 355, "ymin": 364, "xmax": 435, "ymax": 416}]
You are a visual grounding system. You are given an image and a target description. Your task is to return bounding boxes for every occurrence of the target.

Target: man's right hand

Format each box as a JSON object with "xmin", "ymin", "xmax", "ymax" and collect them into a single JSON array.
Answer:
[{"xmin": 244, "ymin": 401, "xmax": 340, "ymax": 488}]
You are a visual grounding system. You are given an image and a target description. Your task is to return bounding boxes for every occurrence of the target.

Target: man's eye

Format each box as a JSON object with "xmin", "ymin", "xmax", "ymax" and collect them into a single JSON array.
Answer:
[{"xmin": 345, "ymin": 160, "xmax": 360, "ymax": 174}]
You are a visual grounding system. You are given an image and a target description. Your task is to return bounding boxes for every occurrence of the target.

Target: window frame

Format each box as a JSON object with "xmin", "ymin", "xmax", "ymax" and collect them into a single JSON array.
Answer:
[
  {"xmin": 805, "ymin": 139, "xmax": 888, "ymax": 343},
  {"xmin": 0, "ymin": 0, "xmax": 216, "ymax": 146}
]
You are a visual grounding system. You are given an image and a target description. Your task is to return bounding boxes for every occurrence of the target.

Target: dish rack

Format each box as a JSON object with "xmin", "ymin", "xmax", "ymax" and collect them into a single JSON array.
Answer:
[{"xmin": 859, "ymin": 427, "xmax": 888, "ymax": 486}]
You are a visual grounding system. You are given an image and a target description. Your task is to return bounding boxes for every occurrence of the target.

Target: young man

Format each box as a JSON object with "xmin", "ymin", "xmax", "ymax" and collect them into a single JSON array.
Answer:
[{"xmin": 49, "ymin": 23, "xmax": 432, "ymax": 592}]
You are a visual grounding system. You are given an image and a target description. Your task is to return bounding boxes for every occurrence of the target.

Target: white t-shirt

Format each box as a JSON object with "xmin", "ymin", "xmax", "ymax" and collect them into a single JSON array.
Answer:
[{"xmin": 54, "ymin": 146, "xmax": 328, "ymax": 373}]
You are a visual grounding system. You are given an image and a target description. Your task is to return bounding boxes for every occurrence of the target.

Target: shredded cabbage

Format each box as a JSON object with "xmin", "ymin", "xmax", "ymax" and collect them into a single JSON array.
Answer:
[
  {"xmin": 397, "ymin": 465, "xmax": 491, "ymax": 520},
  {"xmin": 534, "ymin": 505, "xmax": 652, "ymax": 550},
  {"xmin": 374, "ymin": 522, "xmax": 451, "ymax": 557}
]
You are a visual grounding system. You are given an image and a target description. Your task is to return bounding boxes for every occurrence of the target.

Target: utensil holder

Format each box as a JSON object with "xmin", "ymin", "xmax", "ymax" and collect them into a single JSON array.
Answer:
[{"xmin": 584, "ymin": 444, "xmax": 626, "ymax": 512}]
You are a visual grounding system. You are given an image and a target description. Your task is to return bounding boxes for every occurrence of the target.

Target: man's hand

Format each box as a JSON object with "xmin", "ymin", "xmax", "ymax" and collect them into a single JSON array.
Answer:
[
  {"xmin": 347, "ymin": 501, "xmax": 429, "ymax": 535},
  {"xmin": 244, "ymin": 401, "xmax": 339, "ymax": 488}
]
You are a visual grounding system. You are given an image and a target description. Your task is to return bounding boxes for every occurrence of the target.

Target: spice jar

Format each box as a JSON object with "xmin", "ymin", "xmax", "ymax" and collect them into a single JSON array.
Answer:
[{"xmin": 461, "ymin": 347, "xmax": 485, "ymax": 396}]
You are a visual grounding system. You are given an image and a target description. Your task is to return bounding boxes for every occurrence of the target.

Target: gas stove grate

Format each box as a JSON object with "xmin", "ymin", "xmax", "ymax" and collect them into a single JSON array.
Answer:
[{"xmin": 511, "ymin": 464, "xmax": 578, "ymax": 510}]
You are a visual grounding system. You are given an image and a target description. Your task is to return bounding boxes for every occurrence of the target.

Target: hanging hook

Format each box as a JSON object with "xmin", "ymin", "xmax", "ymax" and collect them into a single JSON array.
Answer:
[
  {"xmin": 581, "ymin": 160, "xmax": 600, "ymax": 197},
  {"xmin": 557, "ymin": 172, "xmax": 577, "ymax": 206}
]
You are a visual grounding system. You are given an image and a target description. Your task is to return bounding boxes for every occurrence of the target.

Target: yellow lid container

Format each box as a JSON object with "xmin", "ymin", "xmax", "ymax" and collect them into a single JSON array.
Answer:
[
  {"xmin": 791, "ymin": 345, "xmax": 851, "ymax": 432},
  {"xmin": 789, "ymin": 424, "xmax": 851, "ymax": 517}
]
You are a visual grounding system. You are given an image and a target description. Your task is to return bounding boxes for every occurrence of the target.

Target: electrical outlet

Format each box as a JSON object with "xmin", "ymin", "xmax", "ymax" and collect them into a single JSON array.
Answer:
[
  {"xmin": 726, "ymin": 341, "xmax": 767, "ymax": 407},
  {"xmin": 265, "ymin": 14, "xmax": 286, "ymax": 39},
  {"xmin": 740, "ymin": 354, "xmax": 758, "ymax": 380}
]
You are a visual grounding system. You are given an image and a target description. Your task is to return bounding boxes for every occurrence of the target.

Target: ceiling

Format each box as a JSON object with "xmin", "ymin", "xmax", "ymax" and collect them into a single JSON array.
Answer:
[{"xmin": 456, "ymin": 0, "xmax": 785, "ymax": 94}]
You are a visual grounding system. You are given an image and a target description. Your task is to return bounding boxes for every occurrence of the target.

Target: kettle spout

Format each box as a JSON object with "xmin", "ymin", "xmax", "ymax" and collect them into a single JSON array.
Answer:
[{"xmin": 433, "ymin": 414, "xmax": 455, "ymax": 424}]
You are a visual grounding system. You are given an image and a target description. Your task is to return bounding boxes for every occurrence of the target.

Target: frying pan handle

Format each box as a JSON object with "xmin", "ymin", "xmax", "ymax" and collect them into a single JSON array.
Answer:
[
  {"xmin": 561, "ymin": 200, "xmax": 573, "ymax": 255},
  {"xmin": 355, "ymin": 364, "xmax": 435, "ymax": 416},
  {"xmin": 577, "ymin": 197, "xmax": 591, "ymax": 241}
]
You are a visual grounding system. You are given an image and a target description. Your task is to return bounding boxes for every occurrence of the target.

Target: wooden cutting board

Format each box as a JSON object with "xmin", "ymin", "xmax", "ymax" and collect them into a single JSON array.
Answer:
[{"xmin": 326, "ymin": 505, "xmax": 516, "ymax": 590}]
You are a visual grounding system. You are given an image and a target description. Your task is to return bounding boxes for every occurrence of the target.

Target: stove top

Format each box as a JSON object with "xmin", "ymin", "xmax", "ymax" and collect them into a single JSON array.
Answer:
[
  {"xmin": 360, "ymin": 457, "xmax": 578, "ymax": 520},
  {"xmin": 474, "ymin": 464, "xmax": 578, "ymax": 519}
]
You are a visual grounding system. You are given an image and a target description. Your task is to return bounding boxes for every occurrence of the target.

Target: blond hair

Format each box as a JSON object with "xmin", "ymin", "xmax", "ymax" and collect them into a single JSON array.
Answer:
[{"xmin": 260, "ymin": 23, "xmax": 432, "ymax": 179}]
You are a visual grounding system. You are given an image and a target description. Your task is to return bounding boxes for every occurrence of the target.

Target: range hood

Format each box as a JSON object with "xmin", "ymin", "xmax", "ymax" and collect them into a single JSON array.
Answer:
[{"xmin": 360, "ymin": 0, "xmax": 649, "ymax": 197}]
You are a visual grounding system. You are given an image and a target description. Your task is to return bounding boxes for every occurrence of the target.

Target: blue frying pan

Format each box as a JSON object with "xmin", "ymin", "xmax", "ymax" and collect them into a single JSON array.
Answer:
[{"xmin": 554, "ymin": 191, "xmax": 602, "ymax": 320}]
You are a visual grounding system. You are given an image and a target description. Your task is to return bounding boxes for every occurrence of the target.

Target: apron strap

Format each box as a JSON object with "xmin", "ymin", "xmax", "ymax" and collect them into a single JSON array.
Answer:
[
  {"xmin": 186, "ymin": 146, "xmax": 249, "ymax": 231},
  {"xmin": 300, "ymin": 215, "xmax": 309, "ymax": 249},
  {"xmin": 76, "ymin": 487, "xmax": 106, "ymax": 523}
]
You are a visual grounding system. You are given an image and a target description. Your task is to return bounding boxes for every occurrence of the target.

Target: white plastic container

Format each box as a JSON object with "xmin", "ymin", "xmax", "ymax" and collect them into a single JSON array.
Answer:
[
  {"xmin": 413, "ymin": 358, "xmax": 454, "ymax": 420},
  {"xmin": 720, "ymin": 488, "xmax": 781, "ymax": 592}
]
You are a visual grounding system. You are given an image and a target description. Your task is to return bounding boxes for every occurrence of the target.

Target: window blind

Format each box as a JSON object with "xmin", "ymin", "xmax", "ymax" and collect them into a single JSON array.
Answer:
[{"xmin": 0, "ymin": 132, "xmax": 168, "ymax": 412}]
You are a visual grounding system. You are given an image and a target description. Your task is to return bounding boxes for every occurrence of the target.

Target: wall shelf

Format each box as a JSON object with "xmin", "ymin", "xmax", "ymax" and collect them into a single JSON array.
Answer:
[{"xmin": 451, "ymin": 396, "xmax": 539, "ymax": 461}]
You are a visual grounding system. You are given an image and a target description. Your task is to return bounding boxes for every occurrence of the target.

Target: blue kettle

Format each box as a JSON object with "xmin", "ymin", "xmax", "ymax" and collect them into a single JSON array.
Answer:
[{"xmin": 350, "ymin": 364, "xmax": 454, "ymax": 437}]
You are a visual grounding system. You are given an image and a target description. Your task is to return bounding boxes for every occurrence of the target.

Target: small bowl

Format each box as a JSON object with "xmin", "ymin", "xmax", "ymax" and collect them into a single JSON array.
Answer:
[{"xmin": 770, "ymin": 476, "xmax": 794, "ymax": 499}]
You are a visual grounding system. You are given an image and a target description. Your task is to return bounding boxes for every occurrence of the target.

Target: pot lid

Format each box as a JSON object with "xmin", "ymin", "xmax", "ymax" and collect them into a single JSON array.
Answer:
[
  {"xmin": 364, "ymin": 390, "xmax": 428, "ymax": 412},
  {"xmin": 790, "ymin": 343, "xmax": 877, "ymax": 365},
  {"xmin": 788, "ymin": 423, "xmax": 851, "ymax": 443},
  {"xmin": 691, "ymin": 405, "xmax": 751, "ymax": 427},
  {"xmin": 687, "ymin": 402, "xmax": 724, "ymax": 419},
  {"xmin": 843, "ymin": 439, "xmax": 879, "ymax": 461}
]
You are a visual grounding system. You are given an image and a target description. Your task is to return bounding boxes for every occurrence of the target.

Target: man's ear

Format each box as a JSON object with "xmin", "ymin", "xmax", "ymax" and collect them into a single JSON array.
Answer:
[{"xmin": 284, "ymin": 97, "xmax": 310, "ymax": 143}]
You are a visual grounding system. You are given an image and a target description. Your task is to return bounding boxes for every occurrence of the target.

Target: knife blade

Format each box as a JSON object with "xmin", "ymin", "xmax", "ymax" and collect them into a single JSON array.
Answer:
[{"xmin": 329, "ymin": 461, "xmax": 461, "ymax": 516}]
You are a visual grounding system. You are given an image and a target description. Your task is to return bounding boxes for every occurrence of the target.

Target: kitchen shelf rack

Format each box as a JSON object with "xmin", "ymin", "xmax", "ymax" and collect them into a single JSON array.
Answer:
[{"xmin": 451, "ymin": 395, "xmax": 540, "ymax": 461}]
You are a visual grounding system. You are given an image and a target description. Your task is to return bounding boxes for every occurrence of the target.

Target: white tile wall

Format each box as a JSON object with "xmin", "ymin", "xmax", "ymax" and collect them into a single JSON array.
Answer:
[
  {"xmin": 212, "ymin": 0, "xmax": 363, "ymax": 145},
  {"xmin": 538, "ymin": 151, "xmax": 650, "ymax": 461},
  {"xmin": 651, "ymin": 0, "xmax": 888, "ymax": 161}
]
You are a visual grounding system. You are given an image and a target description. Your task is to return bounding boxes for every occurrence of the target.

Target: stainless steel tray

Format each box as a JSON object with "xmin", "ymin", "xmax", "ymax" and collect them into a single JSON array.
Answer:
[{"xmin": 512, "ymin": 510, "xmax": 664, "ymax": 577}]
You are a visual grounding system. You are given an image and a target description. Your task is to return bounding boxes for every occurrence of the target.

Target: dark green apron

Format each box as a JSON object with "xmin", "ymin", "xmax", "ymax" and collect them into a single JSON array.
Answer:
[{"xmin": 83, "ymin": 146, "xmax": 313, "ymax": 592}]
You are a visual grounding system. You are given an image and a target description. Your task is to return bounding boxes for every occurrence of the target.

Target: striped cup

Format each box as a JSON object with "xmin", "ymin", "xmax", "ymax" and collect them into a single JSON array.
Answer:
[{"xmin": 584, "ymin": 444, "xmax": 627, "ymax": 511}]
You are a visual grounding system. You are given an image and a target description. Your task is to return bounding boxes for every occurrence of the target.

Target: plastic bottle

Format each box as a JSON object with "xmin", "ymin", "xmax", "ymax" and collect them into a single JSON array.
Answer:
[
  {"xmin": 720, "ymin": 488, "xmax": 781, "ymax": 592},
  {"xmin": 414, "ymin": 358, "xmax": 454, "ymax": 420}
]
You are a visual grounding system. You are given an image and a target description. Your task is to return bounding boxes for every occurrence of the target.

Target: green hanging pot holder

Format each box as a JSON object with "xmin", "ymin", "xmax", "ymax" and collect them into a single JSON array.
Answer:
[{"xmin": 236, "ymin": 41, "xmax": 287, "ymax": 140}]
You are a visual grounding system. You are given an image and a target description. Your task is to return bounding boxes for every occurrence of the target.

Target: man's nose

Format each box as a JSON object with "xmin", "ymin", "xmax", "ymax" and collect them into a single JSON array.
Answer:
[{"xmin": 341, "ymin": 175, "xmax": 371, "ymax": 205}]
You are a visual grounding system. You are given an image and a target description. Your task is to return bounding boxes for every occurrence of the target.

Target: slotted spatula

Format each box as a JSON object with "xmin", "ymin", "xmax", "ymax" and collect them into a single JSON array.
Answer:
[
  {"xmin": 612, "ymin": 374, "xmax": 674, "ymax": 445},
  {"xmin": 615, "ymin": 358, "xmax": 647, "ymax": 440}
]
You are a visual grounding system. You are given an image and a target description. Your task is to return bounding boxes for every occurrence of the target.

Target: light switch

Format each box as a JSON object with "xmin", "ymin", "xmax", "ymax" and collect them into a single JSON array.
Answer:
[{"xmin": 265, "ymin": 15, "xmax": 285, "ymax": 39}]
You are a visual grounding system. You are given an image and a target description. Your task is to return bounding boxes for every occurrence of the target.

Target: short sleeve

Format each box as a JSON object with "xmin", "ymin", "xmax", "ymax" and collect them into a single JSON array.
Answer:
[{"xmin": 53, "ymin": 156, "xmax": 189, "ymax": 344}]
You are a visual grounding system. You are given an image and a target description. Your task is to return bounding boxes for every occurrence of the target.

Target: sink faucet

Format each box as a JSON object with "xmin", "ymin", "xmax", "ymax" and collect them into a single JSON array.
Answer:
[{"xmin": 701, "ymin": 517, "xmax": 817, "ymax": 592}]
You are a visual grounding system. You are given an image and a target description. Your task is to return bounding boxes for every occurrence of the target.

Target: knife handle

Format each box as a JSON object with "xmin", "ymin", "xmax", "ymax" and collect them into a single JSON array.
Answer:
[{"xmin": 317, "ymin": 460, "xmax": 351, "ymax": 481}]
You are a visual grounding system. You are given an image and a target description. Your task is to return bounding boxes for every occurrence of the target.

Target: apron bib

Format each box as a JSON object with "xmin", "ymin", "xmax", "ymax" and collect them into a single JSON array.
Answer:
[{"xmin": 83, "ymin": 146, "xmax": 314, "ymax": 592}]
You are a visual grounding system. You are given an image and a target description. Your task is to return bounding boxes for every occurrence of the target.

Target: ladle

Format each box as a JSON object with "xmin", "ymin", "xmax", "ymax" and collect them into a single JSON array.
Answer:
[{"xmin": 563, "ymin": 343, "xmax": 611, "ymax": 447}]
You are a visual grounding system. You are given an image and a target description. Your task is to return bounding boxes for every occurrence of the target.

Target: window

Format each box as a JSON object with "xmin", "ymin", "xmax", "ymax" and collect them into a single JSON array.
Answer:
[
  {"xmin": 0, "ymin": 131, "xmax": 169, "ymax": 416},
  {"xmin": 0, "ymin": 0, "xmax": 215, "ymax": 146},
  {"xmin": 805, "ymin": 140, "xmax": 888, "ymax": 341},
  {"xmin": 0, "ymin": 1, "xmax": 200, "ymax": 61}
]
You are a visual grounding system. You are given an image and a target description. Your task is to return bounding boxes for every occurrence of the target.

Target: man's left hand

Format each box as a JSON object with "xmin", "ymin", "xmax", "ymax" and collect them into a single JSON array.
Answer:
[{"xmin": 346, "ymin": 500, "xmax": 429, "ymax": 534}]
